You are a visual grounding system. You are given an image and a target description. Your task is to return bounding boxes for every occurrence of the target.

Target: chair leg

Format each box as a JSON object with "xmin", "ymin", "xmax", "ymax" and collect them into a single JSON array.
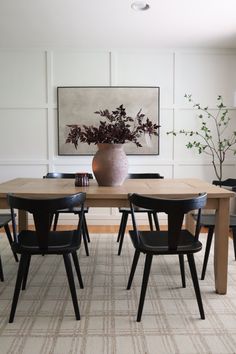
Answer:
[
  {"xmin": 0, "ymin": 255, "xmax": 4, "ymax": 281},
  {"xmin": 76, "ymin": 215, "xmax": 89, "ymax": 256},
  {"xmin": 201, "ymin": 226, "xmax": 214, "ymax": 280},
  {"xmin": 231, "ymin": 227, "xmax": 236, "ymax": 261},
  {"xmin": 77, "ymin": 214, "xmax": 90, "ymax": 243},
  {"xmin": 83, "ymin": 215, "xmax": 90, "ymax": 243},
  {"xmin": 147, "ymin": 212, "xmax": 154, "ymax": 231},
  {"xmin": 9, "ymin": 254, "xmax": 30, "ymax": 323},
  {"xmin": 117, "ymin": 212, "xmax": 126, "ymax": 242},
  {"xmin": 4, "ymin": 224, "xmax": 18, "ymax": 262},
  {"xmin": 127, "ymin": 249, "xmax": 140, "ymax": 290},
  {"xmin": 152, "ymin": 212, "xmax": 160, "ymax": 231},
  {"xmin": 53, "ymin": 212, "xmax": 59, "ymax": 231},
  {"xmin": 178, "ymin": 254, "xmax": 186, "ymax": 288},
  {"xmin": 137, "ymin": 254, "xmax": 153, "ymax": 322},
  {"xmin": 118, "ymin": 212, "xmax": 129, "ymax": 256},
  {"xmin": 187, "ymin": 253, "xmax": 205, "ymax": 320},
  {"xmin": 72, "ymin": 252, "xmax": 84, "ymax": 289},
  {"xmin": 82, "ymin": 223, "xmax": 89, "ymax": 256},
  {"xmin": 21, "ymin": 255, "xmax": 31, "ymax": 290},
  {"xmin": 63, "ymin": 253, "xmax": 80, "ymax": 320}
]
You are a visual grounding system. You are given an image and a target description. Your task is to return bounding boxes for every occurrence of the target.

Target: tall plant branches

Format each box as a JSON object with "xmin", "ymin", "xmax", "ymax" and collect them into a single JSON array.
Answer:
[{"xmin": 167, "ymin": 95, "xmax": 236, "ymax": 182}]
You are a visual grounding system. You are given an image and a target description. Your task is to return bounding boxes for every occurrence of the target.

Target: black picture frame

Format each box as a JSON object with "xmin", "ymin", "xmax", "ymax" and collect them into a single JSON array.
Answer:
[{"xmin": 57, "ymin": 86, "xmax": 160, "ymax": 155}]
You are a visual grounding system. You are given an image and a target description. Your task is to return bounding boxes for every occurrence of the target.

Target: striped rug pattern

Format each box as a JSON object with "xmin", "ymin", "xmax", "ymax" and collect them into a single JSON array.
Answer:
[{"xmin": 0, "ymin": 232, "xmax": 236, "ymax": 354}]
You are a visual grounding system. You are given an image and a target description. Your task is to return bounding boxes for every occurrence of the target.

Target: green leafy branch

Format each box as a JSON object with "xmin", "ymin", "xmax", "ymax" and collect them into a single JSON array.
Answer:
[{"xmin": 167, "ymin": 94, "xmax": 236, "ymax": 182}]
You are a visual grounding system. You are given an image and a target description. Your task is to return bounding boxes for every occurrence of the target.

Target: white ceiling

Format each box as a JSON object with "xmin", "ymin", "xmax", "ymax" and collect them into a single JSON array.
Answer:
[{"xmin": 1, "ymin": 0, "xmax": 236, "ymax": 49}]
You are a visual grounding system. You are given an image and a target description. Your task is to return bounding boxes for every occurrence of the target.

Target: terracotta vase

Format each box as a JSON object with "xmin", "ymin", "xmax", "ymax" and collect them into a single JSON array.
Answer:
[{"xmin": 92, "ymin": 143, "xmax": 128, "ymax": 186}]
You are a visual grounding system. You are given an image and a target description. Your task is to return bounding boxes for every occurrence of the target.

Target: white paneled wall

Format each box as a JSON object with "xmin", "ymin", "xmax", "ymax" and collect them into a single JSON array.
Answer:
[
  {"xmin": 0, "ymin": 51, "xmax": 47, "ymax": 106},
  {"xmin": 175, "ymin": 52, "xmax": 236, "ymax": 107},
  {"xmin": 0, "ymin": 48, "xmax": 236, "ymax": 224}
]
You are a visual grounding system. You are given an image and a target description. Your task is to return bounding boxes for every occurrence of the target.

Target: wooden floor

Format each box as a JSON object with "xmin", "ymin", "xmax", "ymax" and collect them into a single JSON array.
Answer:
[
  {"xmin": 57, "ymin": 225, "xmax": 151, "ymax": 233},
  {"xmin": 15, "ymin": 225, "xmax": 164, "ymax": 232},
  {"xmin": 62, "ymin": 225, "xmax": 234, "ymax": 238},
  {"xmin": 17, "ymin": 224, "xmax": 212, "ymax": 234},
  {"xmin": 57, "ymin": 224, "xmax": 210, "ymax": 234},
  {"xmin": 15, "ymin": 225, "xmax": 236, "ymax": 242}
]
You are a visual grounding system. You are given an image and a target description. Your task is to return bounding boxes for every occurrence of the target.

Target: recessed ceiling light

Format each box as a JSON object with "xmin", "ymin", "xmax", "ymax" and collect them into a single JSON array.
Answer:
[{"xmin": 131, "ymin": 2, "xmax": 150, "ymax": 11}]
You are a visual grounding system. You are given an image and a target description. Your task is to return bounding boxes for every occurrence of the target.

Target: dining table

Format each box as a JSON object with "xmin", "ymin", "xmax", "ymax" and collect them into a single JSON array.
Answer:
[{"xmin": 0, "ymin": 177, "xmax": 234, "ymax": 295}]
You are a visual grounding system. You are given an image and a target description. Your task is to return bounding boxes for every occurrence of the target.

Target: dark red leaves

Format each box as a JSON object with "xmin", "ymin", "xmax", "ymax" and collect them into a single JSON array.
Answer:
[{"xmin": 66, "ymin": 104, "xmax": 160, "ymax": 149}]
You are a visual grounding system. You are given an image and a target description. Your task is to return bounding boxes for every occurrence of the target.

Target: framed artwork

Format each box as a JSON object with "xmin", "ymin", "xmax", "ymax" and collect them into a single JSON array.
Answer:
[{"xmin": 57, "ymin": 86, "xmax": 160, "ymax": 155}]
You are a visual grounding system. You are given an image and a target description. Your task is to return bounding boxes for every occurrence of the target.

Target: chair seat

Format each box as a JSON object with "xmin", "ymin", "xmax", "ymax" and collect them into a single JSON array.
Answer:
[
  {"xmin": 0, "ymin": 214, "xmax": 12, "ymax": 227},
  {"xmin": 193, "ymin": 214, "xmax": 236, "ymax": 227},
  {"xmin": 119, "ymin": 207, "xmax": 155, "ymax": 213},
  {"xmin": 129, "ymin": 230, "xmax": 202, "ymax": 254},
  {"xmin": 213, "ymin": 178, "xmax": 236, "ymax": 187},
  {"xmin": 12, "ymin": 230, "xmax": 81, "ymax": 254},
  {"xmin": 56, "ymin": 207, "xmax": 89, "ymax": 214}
]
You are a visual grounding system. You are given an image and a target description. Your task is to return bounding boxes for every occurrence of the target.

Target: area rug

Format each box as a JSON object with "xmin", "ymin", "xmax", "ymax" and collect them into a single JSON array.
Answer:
[{"xmin": 1, "ymin": 232, "xmax": 236, "ymax": 354}]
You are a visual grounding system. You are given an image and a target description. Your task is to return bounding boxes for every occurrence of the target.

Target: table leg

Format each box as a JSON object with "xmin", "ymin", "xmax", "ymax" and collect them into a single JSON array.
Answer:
[
  {"xmin": 214, "ymin": 198, "xmax": 230, "ymax": 294},
  {"xmin": 185, "ymin": 212, "xmax": 195, "ymax": 234},
  {"xmin": 18, "ymin": 210, "xmax": 28, "ymax": 232}
]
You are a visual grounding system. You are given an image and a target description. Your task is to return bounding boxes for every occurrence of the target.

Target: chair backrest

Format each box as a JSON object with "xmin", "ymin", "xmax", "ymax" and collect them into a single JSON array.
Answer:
[
  {"xmin": 127, "ymin": 173, "xmax": 164, "ymax": 179},
  {"xmin": 44, "ymin": 172, "xmax": 93, "ymax": 179},
  {"xmin": 7, "ymin": 192, "xmax": 86, "ymax": 250},
  {"xmin": 129, "ymin": 193, "xmax": 207, "ymax": 250},
  {"xmin": 213, "ymin": 178, "xmax": 236, "ymax": 188}
]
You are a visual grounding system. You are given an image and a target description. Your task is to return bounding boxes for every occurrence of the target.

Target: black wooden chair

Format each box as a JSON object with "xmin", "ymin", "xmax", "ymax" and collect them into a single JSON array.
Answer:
[
  {"xmin": 117, "ymin": 173, "xmax": 164, "ymax": 255},
  {"xmin": 0, "ymin": 214, "xmax": 18, "ymax": 262},
  {"xmin": 0, "ymin": 214, "xmax": 19, "ymax": 281},
  {"xmin": 196, "ymin": 214, "xmax": 236, "ymax": 280},
  {"xmin": 127, "ymin": 192, "xmax": 207, "ymax": 322},
  {"xmin": 44, "ymin": 172, "xmax": 93, "ymax": 256},
  {"xmin": 192, "ymin": 178, "xmax": 236, "ymax": 280},
  {"xmin": 7, "ymin": 192, "xmax": 86, "ymax": 323}
]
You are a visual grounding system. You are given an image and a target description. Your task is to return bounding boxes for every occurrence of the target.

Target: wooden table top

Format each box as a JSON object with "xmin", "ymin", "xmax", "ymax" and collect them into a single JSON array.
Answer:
[
  {"xmin": 0, "ymin": 178, "xmax": 234, "ymax": 208},
  {"xmin": 0, "ymin": 177, "xmax": 233, "ymax": 294}
]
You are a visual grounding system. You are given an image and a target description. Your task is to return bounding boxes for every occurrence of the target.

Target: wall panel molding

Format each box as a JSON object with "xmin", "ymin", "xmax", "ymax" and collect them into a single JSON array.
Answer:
[{"xmin": 0, "ymin": 48, "xmax": 235, "ymax": 223}]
